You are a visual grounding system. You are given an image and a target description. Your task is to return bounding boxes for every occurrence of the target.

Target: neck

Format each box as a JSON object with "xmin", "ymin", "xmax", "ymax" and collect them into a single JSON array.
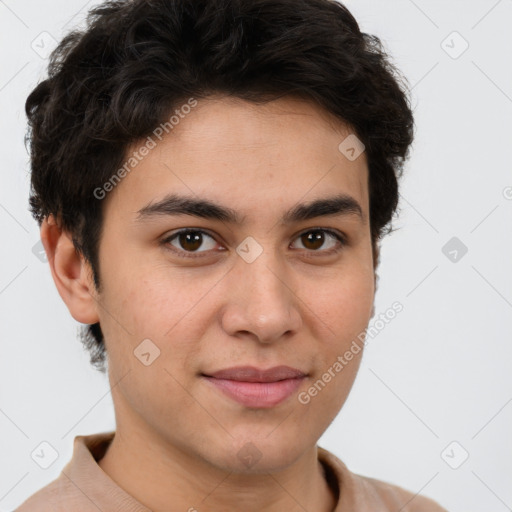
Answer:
[{"xmin": 98, "ymin": 419, "xmax": 337, "ymax": 512}]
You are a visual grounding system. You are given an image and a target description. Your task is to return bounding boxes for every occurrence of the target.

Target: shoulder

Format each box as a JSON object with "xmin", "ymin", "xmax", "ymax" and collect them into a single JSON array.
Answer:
[
  {"xmin": 361, "ymin": 473, "xmax": 449, "ymax": 512},
  {"xmin": 15, "ymin": 473, "xmax": 77, "ymax": 512},
  {"xmin": 318, "ymin": 446, "xmax": 449, "ymax": 512},
  {"xmin": 15, "ymin": 431, "xmax": 118, "ymax": 512}
]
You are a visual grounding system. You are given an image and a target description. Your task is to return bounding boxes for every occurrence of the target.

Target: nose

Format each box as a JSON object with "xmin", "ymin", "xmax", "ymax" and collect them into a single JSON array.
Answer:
[{"xmin": 220, "ymin": 248, "xmax": 302, "ymax": 344}]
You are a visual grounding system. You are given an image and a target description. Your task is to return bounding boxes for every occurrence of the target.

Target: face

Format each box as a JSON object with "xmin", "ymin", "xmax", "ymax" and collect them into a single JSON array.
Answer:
[{"xmin": 94, "ymin": 95, "xmax": 375, "ymax": 472}]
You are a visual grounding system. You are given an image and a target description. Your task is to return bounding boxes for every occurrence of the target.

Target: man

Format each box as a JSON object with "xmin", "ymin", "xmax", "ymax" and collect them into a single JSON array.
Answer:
[{"xmin": 17, "ymin": 0, "xmax": 448, "ymax": 510}]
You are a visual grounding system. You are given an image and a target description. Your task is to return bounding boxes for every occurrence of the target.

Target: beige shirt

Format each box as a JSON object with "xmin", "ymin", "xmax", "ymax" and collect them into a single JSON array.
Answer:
[{"xmin": 16, "ymin": 431, "xmax": 448, "ymax": 511}]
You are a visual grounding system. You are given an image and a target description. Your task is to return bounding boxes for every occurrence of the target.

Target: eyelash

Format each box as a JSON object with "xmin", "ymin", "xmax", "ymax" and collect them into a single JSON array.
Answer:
[{"xmin": 161, "ymin": 228, "xmax": 347, "ymax": 259}]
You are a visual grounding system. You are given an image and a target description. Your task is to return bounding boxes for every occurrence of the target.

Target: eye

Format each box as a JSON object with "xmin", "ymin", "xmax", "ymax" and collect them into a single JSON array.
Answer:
[
  {"xmin": 290, "ymin": 228, "xmax": 346, "ymax": 255},
  {"xmin": 162, "ymin": 227, "xmax": 346, "ymax": 259},
  {"xmin": 162, "ymin": 229, "xmax": 220, "ymax": 258}
]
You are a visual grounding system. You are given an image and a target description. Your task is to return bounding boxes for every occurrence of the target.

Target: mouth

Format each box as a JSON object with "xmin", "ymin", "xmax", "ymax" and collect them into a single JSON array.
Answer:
[{"xmin": 201, "ymin": 365, "xmax": 307, "ymax": 409}]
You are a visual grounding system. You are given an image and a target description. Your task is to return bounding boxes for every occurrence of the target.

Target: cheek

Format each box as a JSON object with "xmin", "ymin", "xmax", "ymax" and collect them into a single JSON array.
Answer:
[
  {"xmin": 105, "ymin": 272, "xmax": 213, "ymax": 369},
  {"xmin": 109, "ymin": 266, "xmax": 190, "ymax": 334},
  {"xmin": 310, "ymin": 266, "xmax": 375, "ymax": 344}
]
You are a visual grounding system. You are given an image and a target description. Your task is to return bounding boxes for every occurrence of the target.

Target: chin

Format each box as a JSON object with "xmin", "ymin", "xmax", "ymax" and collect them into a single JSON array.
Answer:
[{"xmin": 205, "ymin": 429, "xmax": 313, "ymax": 474}]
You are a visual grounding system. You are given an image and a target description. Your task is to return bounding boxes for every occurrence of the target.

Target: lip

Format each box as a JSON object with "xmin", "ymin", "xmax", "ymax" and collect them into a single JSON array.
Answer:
[{"xmin": 201, "ymin": 365, "xmax": 307, "ymax": 408}]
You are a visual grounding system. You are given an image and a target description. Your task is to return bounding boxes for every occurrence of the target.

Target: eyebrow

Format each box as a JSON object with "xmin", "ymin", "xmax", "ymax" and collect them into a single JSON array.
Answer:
[{"xmin": 135, "ymin": 193, "xmax": 365, "ymax": 225}]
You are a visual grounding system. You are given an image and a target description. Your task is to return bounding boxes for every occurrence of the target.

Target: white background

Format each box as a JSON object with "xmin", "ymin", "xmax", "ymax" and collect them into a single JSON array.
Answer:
[{"xmin": 1, "ymin": 1, "xmax": 511, "ymax": 511}]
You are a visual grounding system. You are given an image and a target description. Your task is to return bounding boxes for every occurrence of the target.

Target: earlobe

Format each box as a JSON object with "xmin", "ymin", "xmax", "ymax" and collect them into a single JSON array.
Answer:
[{"xmin": 40, "ymin": 215, "xmax": 100, "ymax": 325}]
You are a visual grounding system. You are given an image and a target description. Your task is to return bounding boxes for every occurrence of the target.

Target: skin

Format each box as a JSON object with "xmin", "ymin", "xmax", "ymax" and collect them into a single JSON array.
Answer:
[{"xmin": 42, "ymin": 95, "xmax": 377, "ymax": 512}]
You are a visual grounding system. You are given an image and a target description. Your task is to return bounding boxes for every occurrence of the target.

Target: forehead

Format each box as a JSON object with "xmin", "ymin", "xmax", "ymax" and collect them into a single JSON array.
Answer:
[{"xmin": 104, "ymin": 95, "xmax": 369, "ymax": 225}]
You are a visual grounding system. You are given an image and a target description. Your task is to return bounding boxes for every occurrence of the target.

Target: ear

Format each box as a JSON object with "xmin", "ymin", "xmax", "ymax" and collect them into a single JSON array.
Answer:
[
  {"xmin": 370, "ymin": 242, "xmax": 380, "ymax": 319},
  {"xmin": 40, "ymin": 215, "xmax": 100, "ymax": 325}
]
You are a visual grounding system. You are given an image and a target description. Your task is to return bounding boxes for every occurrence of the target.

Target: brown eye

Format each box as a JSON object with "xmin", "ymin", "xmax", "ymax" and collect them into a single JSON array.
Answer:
[
  {"xmin": 164, "ymin": 229, "xmax": 218, "ymax": 255},
  {"xmin": 178, "ymin": 231, "xmax": 203, "ymax": 251},
  {"xmin": 291, "ymin": 229, "xmax": 345, "ymax": 253},
  {"xmin": 301, "ymin": 231, "xmax": 325, "ymax": 250}
]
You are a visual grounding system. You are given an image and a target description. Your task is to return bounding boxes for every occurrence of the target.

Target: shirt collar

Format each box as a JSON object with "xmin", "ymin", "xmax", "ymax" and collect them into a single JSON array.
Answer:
[
  {"xmin": 61, "ymin": 431, "xmax": 151, "ymax": 512},
  {"xmin": 62, "ymin": 431, "xmax": 363, "ymax": 512}
]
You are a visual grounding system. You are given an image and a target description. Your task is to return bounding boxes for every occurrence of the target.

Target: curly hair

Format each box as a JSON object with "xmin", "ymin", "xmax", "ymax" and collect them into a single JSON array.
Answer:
[{"xmin": 25, "ymin": 0, "xmax": 414, "ymax": 373}]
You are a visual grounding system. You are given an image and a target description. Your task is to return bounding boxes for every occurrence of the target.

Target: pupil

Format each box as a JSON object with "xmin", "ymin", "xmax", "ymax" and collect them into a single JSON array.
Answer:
[
  {"xmin": 304, "ymin": 231, "xmax": 323, "ymax": 250},
  {"xmin": 180, "ymin": 232, "xmax": 202, "ymax": 251}
]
